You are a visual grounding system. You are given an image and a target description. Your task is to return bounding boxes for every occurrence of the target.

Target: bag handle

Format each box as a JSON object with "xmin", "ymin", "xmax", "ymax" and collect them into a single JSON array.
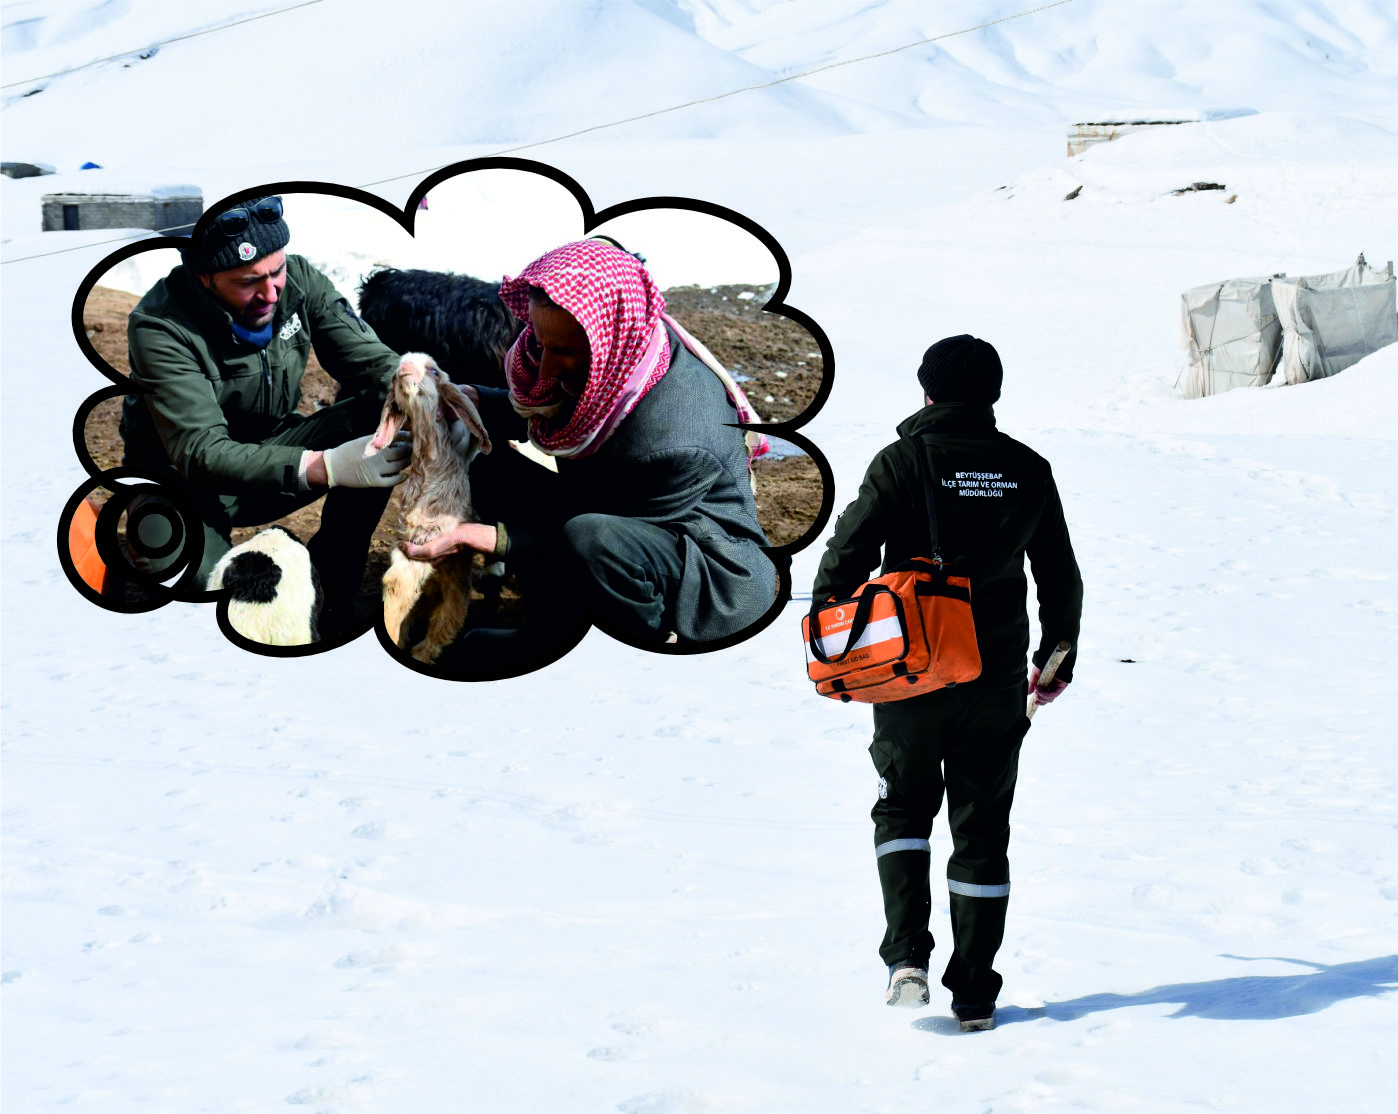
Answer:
[
  {"xmin": 907, "ymin": 433, "xmax": 943, "ymax": 564},
  {"xmin": 808, "ymin": 585, "xmax": 894, "ymax": 666}
]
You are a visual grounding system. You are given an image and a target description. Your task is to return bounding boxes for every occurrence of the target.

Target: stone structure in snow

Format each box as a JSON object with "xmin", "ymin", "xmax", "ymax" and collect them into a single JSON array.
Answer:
[
  {"xmin": 1067, "ymin": 108, "xmax": 1256, "ymax": 157},
  {"xmin": 41, "ymin": 184, "xmax": 202, "ymax": 235}
]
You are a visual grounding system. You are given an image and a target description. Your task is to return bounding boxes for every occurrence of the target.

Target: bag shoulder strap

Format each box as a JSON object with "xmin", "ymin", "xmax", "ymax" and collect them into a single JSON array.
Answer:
[
  {"xmin": 905, "ymin": 433, "xmax": 942, "ymax": 563},
  {"xmin": 808, "ymin": 585, "xmax": 892, "ymax": 665}
]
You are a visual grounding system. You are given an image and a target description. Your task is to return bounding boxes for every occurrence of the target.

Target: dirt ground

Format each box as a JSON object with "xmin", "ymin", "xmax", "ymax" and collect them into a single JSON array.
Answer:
[
  {"xmin": 660, "ymin": 283, "xmax": 823, "ymax": 425},
  {"xmin": 78, "ymin": 282, "xmax": 824, "ymax": 633}
]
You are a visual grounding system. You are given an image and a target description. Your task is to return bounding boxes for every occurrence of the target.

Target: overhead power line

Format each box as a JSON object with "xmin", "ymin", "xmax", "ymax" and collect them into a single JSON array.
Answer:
[
  {"xmin": 361, "ymin": 0, "xmax": 1078, "ymax": 187},
  {"xmin": 1, "ymin": 0, "xmax": 1078, "ymax": 266},
  {"xmin": 0, "ymin": 0, "xmax": 326, "ymax": 89}
]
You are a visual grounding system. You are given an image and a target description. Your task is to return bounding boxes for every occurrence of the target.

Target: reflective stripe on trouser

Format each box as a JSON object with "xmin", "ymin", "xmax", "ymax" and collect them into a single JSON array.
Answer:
[
  {"xmin": 869, "ymin": 684, "xmax": 1029, "ymax": 1004},
  {"xmin": 948, "ymin": 879, "xmax": 1010, "ymax": 898},
  {"xmin": 876, "ymin": 838, "xmax": 931, "ymax": 858}
]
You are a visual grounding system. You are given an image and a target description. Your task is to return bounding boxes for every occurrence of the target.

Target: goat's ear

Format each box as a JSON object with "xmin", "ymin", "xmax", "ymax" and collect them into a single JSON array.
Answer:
[{"xmin": 439, "ymin": 380, "xmax": 492, "ymax": 455}]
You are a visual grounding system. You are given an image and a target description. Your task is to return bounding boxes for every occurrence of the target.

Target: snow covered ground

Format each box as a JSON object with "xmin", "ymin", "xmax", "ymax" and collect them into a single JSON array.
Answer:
[{"xmin": 3, "ymin": 2, "xmax": 1397, "ymax": 1110}]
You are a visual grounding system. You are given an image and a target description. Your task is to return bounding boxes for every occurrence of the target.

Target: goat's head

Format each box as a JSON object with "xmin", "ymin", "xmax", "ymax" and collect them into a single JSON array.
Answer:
[{"xmin": 371, "ymin": 352, "xmax": 491, "ymax": 466}]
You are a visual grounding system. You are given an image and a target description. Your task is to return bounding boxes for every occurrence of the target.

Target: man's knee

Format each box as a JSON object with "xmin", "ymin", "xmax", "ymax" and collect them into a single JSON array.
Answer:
[
  {"xmin": 557, "ymin": 515, "xmax": 683, "ymax": 638},
  {"xmin": 283, "ymin": 391, "xmax": 387, "ymax": 452},
  {"xmin": 343, "ymin": 386, "xmax": 389, "ymax": 430},
  {"xmin": 559, "ymin": 513, "xmax": 628, "ymax": 566},
  {"xmin": 560, "ymin": 515, "xmax": 680, "ymax": 588}
]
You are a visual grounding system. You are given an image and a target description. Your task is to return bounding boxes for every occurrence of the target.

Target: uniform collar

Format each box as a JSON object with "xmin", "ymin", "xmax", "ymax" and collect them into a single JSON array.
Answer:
[{"xmin": 896, "ymin": 402, "xmax": 997, "ymax": 438}]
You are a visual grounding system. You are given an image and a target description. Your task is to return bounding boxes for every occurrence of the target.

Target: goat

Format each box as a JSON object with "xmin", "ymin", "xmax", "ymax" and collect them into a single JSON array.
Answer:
[
  {"xmin": 357, "ymin": 268, "xmax": 521, "ymax": 389},
  {"xmin": 207, "ymin": 526, "xmax": 321, "ymax": 646},
  {"xmin": 375, "ymin": 352, "xmax": 492, "ymax": 663}
]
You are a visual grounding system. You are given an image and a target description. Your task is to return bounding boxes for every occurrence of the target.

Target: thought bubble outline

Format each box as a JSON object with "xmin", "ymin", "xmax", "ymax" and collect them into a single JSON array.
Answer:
[{"xmin": 60, "ymin": 156, "xmax": 836, "ymax": 677}]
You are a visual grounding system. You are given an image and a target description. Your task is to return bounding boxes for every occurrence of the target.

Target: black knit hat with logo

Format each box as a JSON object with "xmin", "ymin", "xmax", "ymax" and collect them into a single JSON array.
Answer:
[
  {"xmin": 182, "ymin": 197, "xmax": 290, "ymax": 274},
  {"xmin": 916, "ymin": 334, "xmax": 1003, "ymax": 404}
]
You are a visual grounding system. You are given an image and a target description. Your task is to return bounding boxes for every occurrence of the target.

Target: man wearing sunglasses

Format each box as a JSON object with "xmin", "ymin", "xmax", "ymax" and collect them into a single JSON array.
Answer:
[{"xmin": 120, "ymin": 196, "xmax": 410, "ymax": 634}]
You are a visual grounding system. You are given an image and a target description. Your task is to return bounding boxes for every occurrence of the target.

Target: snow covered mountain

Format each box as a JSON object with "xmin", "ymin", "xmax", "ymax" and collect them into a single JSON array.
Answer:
[{"xmin": 3, "ymin": 2, "xmax": 1397, "ymax": 1111}]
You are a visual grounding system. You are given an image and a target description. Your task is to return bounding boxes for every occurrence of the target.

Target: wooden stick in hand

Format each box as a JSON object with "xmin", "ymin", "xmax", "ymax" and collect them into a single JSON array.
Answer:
[{"xmin": 1027, "ymin": 640, "xmax": 1072, "ymax": 720}]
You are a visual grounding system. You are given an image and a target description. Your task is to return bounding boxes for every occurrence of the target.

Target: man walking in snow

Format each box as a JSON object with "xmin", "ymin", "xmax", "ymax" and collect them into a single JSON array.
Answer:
[
  {"xmin": 810, "ymin": 335, "xmax": 1082, "ymax": 1031},
  {"xmin": 119, "ymin": 195, "xmax": 410, "ymax": 632}
]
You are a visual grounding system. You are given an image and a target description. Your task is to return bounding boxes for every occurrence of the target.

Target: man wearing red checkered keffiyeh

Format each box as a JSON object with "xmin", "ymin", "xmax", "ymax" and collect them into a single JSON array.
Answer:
[
  {"xmin": 404, "ymin": 239, "xmax": 778, "ymax": 659},
  {"xmin": 499, "ymin": 239, "xmax": 767, "ymax": 464}
]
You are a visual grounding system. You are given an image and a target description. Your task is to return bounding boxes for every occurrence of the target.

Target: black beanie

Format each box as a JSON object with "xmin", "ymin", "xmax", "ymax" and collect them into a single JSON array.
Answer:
[
  {"xmin": 916, "ymin": 334, "xmax": 1003, "ymax": 405},
  {"xmin": 182, "ymin": 197, "xmax": 290, "ymax": 274}
]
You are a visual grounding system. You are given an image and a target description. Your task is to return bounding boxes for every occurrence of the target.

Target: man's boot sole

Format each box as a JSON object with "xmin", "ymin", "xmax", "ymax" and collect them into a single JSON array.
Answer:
[{"xmin": 885, "ymin": 971, "xmax": 930, "ymax": 1008}]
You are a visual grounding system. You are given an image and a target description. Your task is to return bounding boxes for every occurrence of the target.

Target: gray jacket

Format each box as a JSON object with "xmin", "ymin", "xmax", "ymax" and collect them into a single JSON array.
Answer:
[{"xmin": 481, "ymin": 328, "xmax": 777, "ymax": 642}]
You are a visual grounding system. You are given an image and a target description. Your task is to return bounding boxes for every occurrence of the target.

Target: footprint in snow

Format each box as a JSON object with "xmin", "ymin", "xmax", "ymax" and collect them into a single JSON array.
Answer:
[
  {"xmin": 611, "ymin": 1020, "xmax": 658, "ymax": 1036},
  {"xmin": 351, "ymin": 820, "xmax": 410, "ymax": 841},
  {"xmin": 618, "ymin": 1092, "xmax": 721, "ymax": 1114}
]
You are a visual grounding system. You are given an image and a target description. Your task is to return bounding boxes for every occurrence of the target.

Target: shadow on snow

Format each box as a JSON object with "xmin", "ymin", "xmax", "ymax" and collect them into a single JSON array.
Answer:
[{"xmin": 912, "ymin": 955, "xmax": 1398, "ymax": 1032}]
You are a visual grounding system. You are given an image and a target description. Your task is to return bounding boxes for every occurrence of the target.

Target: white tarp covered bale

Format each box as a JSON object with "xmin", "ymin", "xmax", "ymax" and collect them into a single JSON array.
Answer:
[
  {"xmin": 1179, "ymin": 275, "xmax": 1284, "ymax": 399},
  {"xmin": 1273, "ymin": 255, "xmax": 1398, "ymax": 385}
]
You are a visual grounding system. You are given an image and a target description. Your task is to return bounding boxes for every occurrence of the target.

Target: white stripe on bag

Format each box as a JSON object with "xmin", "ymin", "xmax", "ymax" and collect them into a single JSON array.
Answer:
[
  {"xmin": 875, "ymin": 838, "xmax": 931, "ymax": 858},
  {"xmin": 808, "ymin": 614, "xmax": 904, "ymax": 662},
  {"xmin": 947, "ymin": 879, "xmax": 1010, "ymax": 898}
]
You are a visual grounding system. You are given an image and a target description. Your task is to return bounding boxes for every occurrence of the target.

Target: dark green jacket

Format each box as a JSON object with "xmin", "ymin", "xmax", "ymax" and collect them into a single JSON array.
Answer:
[
  {"xmin": 811, "ymin": 403, "xmax": 1082, "ymax": 686},
  {"xmin": 120, "ymin": 255, "xmax": 399, "ymax": 494},
  {"xmin": 477, "ymin": 328, "xmax": 778, "ymax": 642}
]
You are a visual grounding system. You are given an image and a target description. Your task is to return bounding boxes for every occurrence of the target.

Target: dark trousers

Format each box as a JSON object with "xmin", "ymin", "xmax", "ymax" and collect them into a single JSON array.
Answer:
[
  {"xmin": 458, "ymin": 443, "xmax": 687, "ymax": 648},
  {"xmin": 557, "ymin": 513, "xmax": 685, "ymax": 639},
  {"xmin": 870, "ymin": 684, "xmax": 1030, "ymax": 1005},
  {"xmin": 127, "ymin": 395, "xmax": 389, "ymax": 601}
]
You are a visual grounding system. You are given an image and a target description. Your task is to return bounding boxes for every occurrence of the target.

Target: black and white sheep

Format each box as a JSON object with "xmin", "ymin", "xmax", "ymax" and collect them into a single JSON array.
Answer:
[{"xmin": 207, "ymin": 526, "xmax": 322, "ymax": 646}]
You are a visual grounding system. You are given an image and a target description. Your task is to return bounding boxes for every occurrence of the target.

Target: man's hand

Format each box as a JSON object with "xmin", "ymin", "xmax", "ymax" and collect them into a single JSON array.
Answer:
[
  {"xmin": 401, "ymin": 522, "xmax": 498, "ymax": 562},
  {"xmin": 1028, "ymin": 664, "xmax": 1069, "ymax": 705},
  {"xmin": 317, "ymin": 431, "xmax": 412, "ymax": 488}
]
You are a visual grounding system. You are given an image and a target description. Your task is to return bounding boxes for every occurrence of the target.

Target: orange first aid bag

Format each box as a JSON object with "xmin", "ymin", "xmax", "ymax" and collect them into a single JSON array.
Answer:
[
  {"xmin": 802, "ymin": 433, "xmax": 982, "ymax": 703},
  {"xmin": 803, "ymin": 558, "xmax": 981, "ymax": 703},
  {"xmin": 67, "ymin": 496, "xmax": 109, "ymax": 596}
]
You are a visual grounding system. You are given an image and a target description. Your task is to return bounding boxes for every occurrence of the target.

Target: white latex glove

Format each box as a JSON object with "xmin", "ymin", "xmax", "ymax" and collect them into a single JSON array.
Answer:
[{"xmin": 323, "ymin": 431, "xmax": 411, "ymax": 488}]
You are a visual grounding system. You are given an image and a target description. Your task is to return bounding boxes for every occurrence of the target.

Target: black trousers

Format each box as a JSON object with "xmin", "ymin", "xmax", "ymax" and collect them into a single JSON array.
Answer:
[
  {"xmin": 869, "ymin": 684, "xmax": 1030, "ymax": 1005},
  {"xmin": 467, "ymin": 443, "xmax": 686, "ymax": 641}
]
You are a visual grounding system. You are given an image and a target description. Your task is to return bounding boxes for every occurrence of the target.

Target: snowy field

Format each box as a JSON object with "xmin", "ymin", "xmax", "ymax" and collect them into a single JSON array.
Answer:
[{"xmin": 3, "ymin": 1, "xmax": 1398, "ymax": 1111}]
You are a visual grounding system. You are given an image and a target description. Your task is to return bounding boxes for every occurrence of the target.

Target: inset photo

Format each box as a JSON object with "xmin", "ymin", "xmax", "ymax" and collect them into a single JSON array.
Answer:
[
  {"xmin": 66, "ymin": 165, "xmax": 833, "ymax": 675},
  {"xmin": 73, "ymin": 196, "xmax": 417, "ymax": 651}
]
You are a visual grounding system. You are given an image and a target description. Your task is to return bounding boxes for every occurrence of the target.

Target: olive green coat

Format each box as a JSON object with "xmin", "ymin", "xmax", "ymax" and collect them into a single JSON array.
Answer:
[{"xmin": 121, "ymin": 255, "xmax": 399, "ymax": 494}]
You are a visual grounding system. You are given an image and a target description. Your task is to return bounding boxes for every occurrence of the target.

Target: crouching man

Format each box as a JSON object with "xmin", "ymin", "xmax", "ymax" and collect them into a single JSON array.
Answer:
[
  {"xmin": 119, "ymin": 196, "xmax": 410, "ymax": 632},
  {"xmin": 398, "ymin": 239, "xmax": 776, "ymax": 659},
  {"xmin": 811, "ymin": 335, "xmax": 1083, "ymax": 1031}
]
